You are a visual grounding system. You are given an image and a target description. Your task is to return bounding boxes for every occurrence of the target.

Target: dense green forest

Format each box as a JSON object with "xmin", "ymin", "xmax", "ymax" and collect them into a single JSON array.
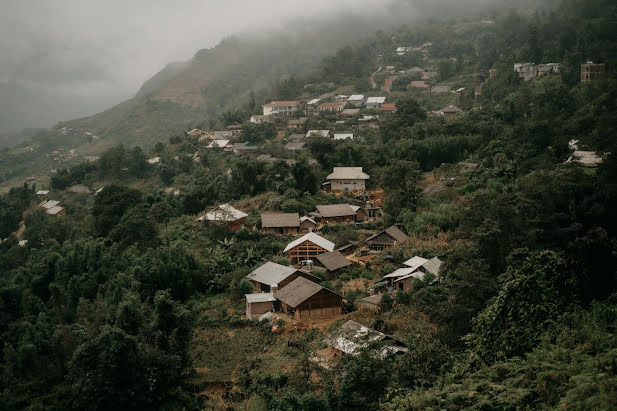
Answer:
[{"xmin": 1, "ymin": 0, "xmax": 617, "ymax": 409}]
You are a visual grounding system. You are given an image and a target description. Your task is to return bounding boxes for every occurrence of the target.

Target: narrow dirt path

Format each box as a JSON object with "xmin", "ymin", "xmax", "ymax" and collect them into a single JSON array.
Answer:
[{"xmin": 369, "ymin": 67, "xmax": 381, "ymax": 89}]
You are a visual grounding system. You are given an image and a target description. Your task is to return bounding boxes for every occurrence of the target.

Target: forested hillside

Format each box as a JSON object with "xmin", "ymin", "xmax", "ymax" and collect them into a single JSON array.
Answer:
[{"xmin": 1, "ymin": 0, "xmax": 616, "ymax": 409}]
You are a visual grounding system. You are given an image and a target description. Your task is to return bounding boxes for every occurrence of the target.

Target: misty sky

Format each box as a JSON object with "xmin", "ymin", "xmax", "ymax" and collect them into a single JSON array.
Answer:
[{"xmin": 0, "ymin": 0, "xmax": 389, "ymax": 125}]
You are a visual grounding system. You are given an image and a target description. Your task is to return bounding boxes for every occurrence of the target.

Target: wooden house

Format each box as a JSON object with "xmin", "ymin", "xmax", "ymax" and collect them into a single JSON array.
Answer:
[
  {"xmin": 350, "ymin": 205, "xmax": 367, "ymax": 222},
  {"xmin": 274, "ymin": 277, "xmax": 343, "ymax": 320},
  {"xmin": 393, "ymin": 270, "xmax": 434, "ymax": 291},
  {"xmin": 261, "ymin": 213, "xmax": 300, "ymax": 235},
  {"xmin": 357, "ymin": 294, "xmax": 383, "ymax": 312},
  {"xmin": 245, "ymin": 261, "xmax": 320, "ymax": 293},
  {"xmin": 197, "ymin": 203, "xmax": 248, "ymax": 231},
  {"xmin": 363, "ymin": 226, "xmax": 409, "ymax": 251},
  {"xmin": 233, "ymin": 141, "xmax": 258, "ymax": 154},
  {"xmin": 299, "ymin": 216, "xmax": 317, "ymax": 233},
  {"xmin": 313, "ymin": 251, "xmax": 352, "ymax": 273},
  {"xmin": 287, "ymin": 118, "xmax": 307, "ymax": 128},
  {"xmin": 324, "ymin": 167, "xmax": 370, "ymax": 192},
  {"xmin": 403, "ymin": 256, "xmax": 442, "ymax": 279},
  {"xmin": 284, "ymin": 232, "xmax": 335, "ymax": 265},
  {"xmin": 324, "ymin": 320, "xmax": 407, "ymax": 356},
  {"xmin": 315, "ymin": 204, "xmax": 357, "ymax": 225},
  {"xmin": 245, "ymin": 293, "xmax": 276, "ymax": 319}
]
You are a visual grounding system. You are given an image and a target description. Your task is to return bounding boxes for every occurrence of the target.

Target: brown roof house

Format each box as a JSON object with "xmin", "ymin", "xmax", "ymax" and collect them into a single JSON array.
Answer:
[
  {"xmin": 324, "ymin": 167, "xmax": 370, "ymax": 192},
  {"xmin": 246, "ymin": 261, "xmax": 319, "ymax": 293},
  {"xmin": 274, "ymin": 277, "xmax": 343, "ymax": 320},
  {"xmin": 197, "ymin": 203, "xmax": 248, "ymax": 231},
  {"xmin": 384, "ymin": 255, "xmax": 442, "ymax": 291},
  {"xmin": 261, "ymin": 212, "xmax": 300, "ymax": 235},
  {"xmin": 313, "ymin": 251, "xmax": 352, "ymax": 273},
  {"xmin": 357, "ymin": 294, "xmax": 384, "ymax": 312},
  {"xmin": 315, "ymin": 204, "xmax": 358, "ymax": 225},
  {"xmin": 284, "ymin": 232, "xmax": 335, "ymax": 265},
  {"xmin": 245, "ymin": 292, "xmax": 276, "ymax": 320},
  {"xmin": 364, "ymin": 225, "xmax": 409, "ymax": 251},
  {"xmin": 299, "ymin": 216, "xmax": 317, "ymax": 233},
  {"xmin": 318, "ymin": 102, "xmax": 346, "ymax": 112},
  {"xmin": 324, "ymin": 320, "xmax": 407, "ymax": 357}
]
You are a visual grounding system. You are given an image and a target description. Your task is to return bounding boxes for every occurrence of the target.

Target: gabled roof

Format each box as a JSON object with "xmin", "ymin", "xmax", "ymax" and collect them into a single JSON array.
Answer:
[
  {"xmin": 423, "ymin": 257, "xmax": 442, "ymax": 277},
  {"xmin": 261, "ymin": 213, "xmax": 300, "ymax": 228},
  {"xmin": 316, "ymin": 204, "xmax": 357, "ymax": 218},
  {"xmin": 364, "ymin": 225, "xmax": 409, "ymax": 244},
  {"xmin": 315, "ymin": 251, "xmax": 352, "ymax": 271},
  {"xmin": 186, "ymin": 128, "xmax": 204, "ymax": 135},
  {"xmin": 347, "ymin": 94, "xmax": 365, "ymax": 101},
  {"xmin": 441, "ymin": 105, "xmax": 462, "ymax": 114},
  {"xmin": 366, "ymin": 96, "xmax": 386, "ymax": 104},
  {"xmin": 402, "ymin": 256, "xmax": 430, "ymax": 271},
  {"xmin": 246, "ymin": 262, "xmax": 299, "ymax": 286},
  {"xmin": 393, "ymin": 271, "xmax": 431, "ymax": 283},
  {"xmin": 307, "ymin": 98, "xmax": 321, "ymax": 105},
  {"xmin": 274, "ymin": 277, "xmax": 336, "ymax": 308},
  {"xmin": 46, "ymin": 206, "xmax": 64, "ymax": 215},
  {"xmin": 306, "ymin": 130, "xmax": 330, "ymax": 138},
  {"xmin": 380, "ymin": 103, "xmax": 397, "ymax": 111},
  {"xmin": 41, "ymin": 200, "xmax": 60, "ymax": 209},
  {"xmin": 285, "ymin": 141, "xmax": 306, "ymax": 151},
  {"xmin": 383, "ymin": 266, "xmax": 418, "ymax": 279},
  {"xmin": 284, "ymin": 232, "xmax": 335, "ymax": 253},
  {"xmin": 207, "ymin": 139, "xmax": 231, "ymax": 148},
  {"xmin": 300, "ymin": 216, "xmax": 317, "ymax": 225},
  {"xmin": 198, "ymin": 203, "xmax": 247, "ymax": 222},
  {"xmin": 245, "ymin": 293, "xmax": 276, "ymax": 303},
  {"xmin": 326, "ymin": 167, "xmax": 370, "ymax": 180}
]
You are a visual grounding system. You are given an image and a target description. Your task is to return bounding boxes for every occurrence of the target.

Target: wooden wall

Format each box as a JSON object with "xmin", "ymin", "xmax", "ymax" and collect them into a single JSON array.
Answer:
[{"xmin": 287, "ymin": 241, "xmax": 329, "ymax": 264}]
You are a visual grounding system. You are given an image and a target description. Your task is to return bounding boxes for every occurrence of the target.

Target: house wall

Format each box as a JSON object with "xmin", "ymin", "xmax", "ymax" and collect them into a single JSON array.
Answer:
[
  {"xmin": 358, "ymin": 301, "xmax": 380, "ymax": 312},
  {"xmin": 299, "ymin": 220, "xmax": 317, "ymax": 234},
  {"xmin": 355, "ymin": 209, "xmax": 367, "ymax": 222},
  {"xmin": 289, "ymin": 289, "xmax": 343, "ymax": 320},
  {"xmin": 321, "ymin": 215, "xmax": 355, "ymax": 225},
  {"xmin": 396, "ymin": 277, "xmax": 418, "ymax": 291},
  {"xmin": 246, "ymin": 300, "xmax": 274, "ymax": 319},
  {"xmin": 228, "ymin": 218, "xmax": 246, "ymax": 231},
  {"xmin": 287, "ymin": 241, "xmax": 329, "ymax": 265},
  {"xmin": 366, "ymin": 232, "xmax": 396, "ymax": 248},
  {"xmin": 262, "ymin": 226, "xmax": 299, "ymax": 235},
  {"xmin": 330, "ymin": 179, "xmax": 366, "ymax": 192}
]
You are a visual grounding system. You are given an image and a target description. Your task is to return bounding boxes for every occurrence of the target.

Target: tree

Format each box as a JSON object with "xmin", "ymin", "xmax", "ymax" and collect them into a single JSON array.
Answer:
[
  {"xmin": 381, "ymin": 160, "xmax": 421, "ymax": 221},
  {"xmin": 109, "ymin": 203, "xmax": 159, "ymax": 249},
  {"xmin": 92, "ymin": 185, "xmax": 143, "ymax": 236}
]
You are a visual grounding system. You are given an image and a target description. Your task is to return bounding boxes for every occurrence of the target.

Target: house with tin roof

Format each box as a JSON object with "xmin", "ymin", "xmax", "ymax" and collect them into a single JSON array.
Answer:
[
  {"xmin": 197, "ymin": 203, "xmax": 248, "ymax": 230},
  {"xmin": 324, "ymin": 167, "xmax": 370, "ymax": 192},
  {"xmin": 263, "ymin": 101, "xmax": 299, "ymax": 117},
  {"xmin": 246, "ymin": 261, "xmax": 319, "ymax": 293},
  {"xmin": 284, "ymin": 232, "xmax": 335, "ymax": 265}
]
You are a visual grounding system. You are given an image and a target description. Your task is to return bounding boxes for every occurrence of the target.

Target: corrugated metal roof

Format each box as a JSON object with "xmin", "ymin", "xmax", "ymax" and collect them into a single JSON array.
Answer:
[
  {"xmin": 315, "ymin": 251, "xmax": 352, "ymax": 271},
  {"xmin": 383, "ymin": 267, "xmax": 418, "ymax": 279},
  {"xmin": 366, "ymin": 96, "xmax": 386, "ymax": 104},
  {"xmin": 261, "ymin": 213, "xmax": 300, "ymax": 228},
  {"xmin": 305, "ymin": 130, "xmax": 330, "ymax": 138},
  {"xmin": 347, "ymin": 94, "xmax": 365, "ymax": 101},
  {"xmin": 264, "ymin": 101, "xmax": 299, "ymax": 107},
  {"xmin": 326, "ymin": 167, "xmax": 370, "ymax": 180},
  {"xmin": 245, "ymin": 293, "xmax": 276, "ymax": 303},
  {"xmin": 284, "ymin": 233, "xmax": 335, "ymax": 253},
  {"xmin": 46, "ymin": 206, "xmax": 64, "ymax": 215},
  {"xmin": 402, "ymin": 256, "xmax": 429, "ymax": 271},
  {"xmin": 274, "ymin": 277, "xmax": 323, "ymax": 307},
  {"xmin": 246, "ymin": 262, "xmax": 298, "ymax": 286},
  {"xmin": 41, "ymin": 200, "xmax": 60, "ymax": 209},
  {"xmin": 333, "ymin": 133, "xmax": 354, "ymax": 140},
  {"xmin": 423, "ymin": 257, "xmax": 442, "ymax": 277},
  {"xmin": 198, "ymin": 203, "xmax": 247, "ymax": 222},
  {"xmin": 207, "ymin": 139, "xmax": 231, "ymax": 148},
  {"xmin": 300, "ymin": 216, "xmax": 317, "ymax": 225},
  {"xmin": 365, "ymin": 226, "xmax": 409, "ymax": 244},
  {"xmin": 316, "ymin": 204, "xmax": 356, "ymax": 218}
]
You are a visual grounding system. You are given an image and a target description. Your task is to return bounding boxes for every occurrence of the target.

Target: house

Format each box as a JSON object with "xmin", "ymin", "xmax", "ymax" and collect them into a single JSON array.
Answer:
[
  {"xmin": 358, "ymin": 115, "xmax": 378, "ymax": 128},
  {"xmin": 403, "ymin": 255, "xmax": 443, "ymax": 279},
  {"xmin": 341, "ymin": 108, "xmax": 360, "ymax": 117},
  {"xmin": 350, "ymin": 205, "xmax": 367, "ymax": 222},
  {"xmin": 207, "ymin": 139, "xmax": 233, "ymax": 150},
  {"xmin": 363, "ymin": 225, "xmax": 409, "ymax": 250},
  {"xmin": 299, "ymin": 216, "xmax": 317, "ymax": 233},
  {"xmin": 148, "ymin": 157, "xmax": 161, "ymax": 165},
  {"xmin": 186, "ymin": 128, "xmax": 205, "ymax": 137},
  {"xmin": 431, "ymin": 85, "xmax": 450, "ymax": 93},
  {"xmin": 274, "ymin": 277, "xmax": 343, "ymax": 320},
  {"xmin": 318, "ymin": 102, "xmax": 346, "ymax": 112},
  {"xmin": 261, "ymin": 212, "xmax": 300, "ymax": 235},
  {"xmin": 437, "ymin": 105, "xmax": 462, "ymax": 118},
  {"xmin": 263, "ymin": 101, "xmax": 299, "ymax": 117},
  {"xmin": 382, "ymin": 266, "xmax": 420, "ymax": 286},
  {"xmin": 197, "ymin": 203, "xmax": 248, "ymax": 230},
  {"xmin": 246, "ymin": 261, "xmax": 319, "ymax": 293},
  {"xmin": 40, "ymin": 200, "xmax": 65, "ymax": 216},
  {"xmin": 227, "ymin": 124, "xmax": 242, "ymax": 135},
  {"xmin": 325, "ymin": 167, "xmax": 370, "ymax": 192},
  {"xmin": 313, "ymin": 251, "xmax": 352, "ymax": 273},
  {"xmin": 245, "ymin": 293, "xmax": 276, "ymax": 319},
  {"xmin": 347, "ymin": 95, "xmax": 365, "ymax": 106},
  {"xmin": 392, "ymin": 270, "xmax": 435, "ymax": 291},
  {"xmin": 315, "ymin": 204, "xmax": 358, "ymax": 224},
  {"xmin": 287, "ymin": 118, "xmax": 307, "ymax": 128},
  {"xmin": 284, "ymin": 232, "xmax": 335, "ymax": 265},
  {"xmin": 365, "ymin": 96, "xmax": 386, "ymax": 109},
  {"xmin": 422, "ymin": 71, "xmax": 438, "ymax": 80},
  {"xmin": 381, "ymin": 77, "xmax": 393, "ymax": 92},
  {"xmin": 536, "ymin": 63, "xmax": 561, "ymax": 77},
  {"xmin": 333, "ymin": 133, "xmax": 353, "ymax": 140},
  {"xmin": 285, "ymin": 140, "xmax": 306, "ymax": 151},
  {"xmin": 514, "ymin": 63, "xmax": 537, "ymax": 81},
  {"xmin": 333, "ymin": 95, "xmax": 349, "ymax": 102},
  {"xmin": 233, "ymin": 141, "xmax": 258, "ymax": 154},
  {"xmin": 36, "ymin": 190, "xmax": 49, "ymax": 195},
  {"xmin": 409, "ymin": 80, "xmax": 429, "ymax": 90},
  {"xmin": 324, "ymin": 320, "xmax": 407, "ymax": 356},
  {"xmin": 581, "ymin": 61, "xmax": 605, "ymax": 82},
  {"xmin": 357, "ymin": 294, "xmax": 383, "ymax": 312},
  {"xmin": 307, "ymin": 98, "xmax": 321, "ymax": 106},
  {"xmin": 306, "ymin": 130, "xmax": 331, "ymax": 138},
  {"xmin": 250, "ymin": 115, "xmax": 269, "ymax": 123},
  {"xmin": 380, "ymin": 104, "xmax": 397, "ymax": 113}
]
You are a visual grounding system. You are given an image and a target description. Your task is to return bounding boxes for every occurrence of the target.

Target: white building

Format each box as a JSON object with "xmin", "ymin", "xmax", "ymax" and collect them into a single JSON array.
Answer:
[
  {"xmin": 365, "ymin": 96, "xmax": 386, "ymax": 109},
  {"xmin": 263, "ymin": 101, "xmax": 299, "ymax": 117},
  {"xmin": 325, "ymin": 167, "xmax": 370, "ymax": 192}
]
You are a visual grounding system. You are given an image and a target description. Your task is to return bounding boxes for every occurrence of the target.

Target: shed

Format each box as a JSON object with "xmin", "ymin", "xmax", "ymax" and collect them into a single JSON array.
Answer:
[
  {"xmin": 274, "ymin": 277, "xmax": 343, "ymax": 320},
  {"xmin": 315, "ymin": 204, "xmax": 357, "ymax": 224},
  {"xmin": 197, "ymin": 203, "xmax": 248, "ymax": 230},
  {"xmin": 246, "ymin": 261, "xmax": 320, "ymax": 293},
  {"xmin": 364, "ymin": 226, "xmax": 409, "ymax": 250},
  {"xmin": 245, "ymin": 293, "xmax": 276, "ymax": 319},
  {"xmin": 357, "ymin": 294, "xmax": 383, "ymax": 312},
  {"xmin": 261, "ymin": 212, "xmax": 300, "ymax": 235},
  {"xmin": 299, "ymin": 216, "xmax": 317, "ymax": 233}
]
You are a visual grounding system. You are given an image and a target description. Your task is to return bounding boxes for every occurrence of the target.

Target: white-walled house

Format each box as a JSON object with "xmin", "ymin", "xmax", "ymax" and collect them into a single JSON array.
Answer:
[{"xmin": 263, "ymin": 101, "xmax": 299, "ymax": 117}]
